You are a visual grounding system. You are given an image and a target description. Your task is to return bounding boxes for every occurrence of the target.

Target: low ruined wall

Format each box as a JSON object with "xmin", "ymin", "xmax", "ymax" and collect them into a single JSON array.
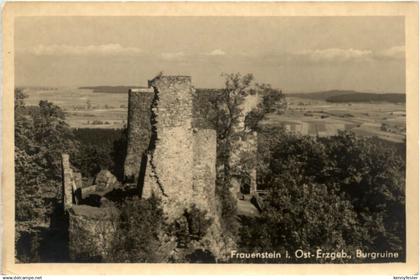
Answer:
[
  {"xmin": 62, "ymin": 154, "xmax": 73, "ymax": 210},
  {"xmin": 124, "ymin": 88, "xmax": 154, "ymax": 180},
  {"xmin": 68, "ymin": 205, "xmax": 119, "ymax": 261},
  {"xmin": 62, "ymin": 154, "xmax": 83, "ymax": 209}
]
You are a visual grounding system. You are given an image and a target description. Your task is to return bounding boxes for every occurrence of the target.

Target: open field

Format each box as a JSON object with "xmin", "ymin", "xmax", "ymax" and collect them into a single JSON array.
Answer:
[
  {"xmin": 260, "ymin": 96, "xmax": 406, "ymax": 143},
  {"xmin": 22, "ymin": 87, "xmax": 128, "ymax": 129},
  {"xmin": 21, "ymin": 87, "xmax": 406, "ymax": 143}
]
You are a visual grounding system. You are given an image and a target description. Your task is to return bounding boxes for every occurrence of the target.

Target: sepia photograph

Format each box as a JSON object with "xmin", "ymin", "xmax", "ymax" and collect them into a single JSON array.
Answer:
[{"xmin": 2, "ymin": 2, "xmax": 419, "ymax": 275}]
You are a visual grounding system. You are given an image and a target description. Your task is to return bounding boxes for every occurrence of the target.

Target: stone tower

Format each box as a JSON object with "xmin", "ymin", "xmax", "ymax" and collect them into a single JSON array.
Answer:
[
  {"xmin": 141, "ymin": 76, "xmax": 196, "ymax": 220},
  {"xmin": 122, "ymin": 75, "xmax": 248, "ymax": 259},
  {"xmin": 124, "ymin": 88, "xmax": 154, "ymax": 180}
]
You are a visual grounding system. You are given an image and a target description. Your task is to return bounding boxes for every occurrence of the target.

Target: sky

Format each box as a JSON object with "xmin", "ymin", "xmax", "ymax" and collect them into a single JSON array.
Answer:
[{"xmin": 15, "ymin": 16, "xmax": 405, "ymax": 93}]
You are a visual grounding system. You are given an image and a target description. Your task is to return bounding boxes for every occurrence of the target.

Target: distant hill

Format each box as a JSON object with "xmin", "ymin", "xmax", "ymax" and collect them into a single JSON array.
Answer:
[
  {"xmin": 79, "ymin": 86, "xmax": 224, "ymax": 95},
  {"xmin": 79, "ymin": 86, "xmax": 140, "ymax": 93},
  {"xmin": 326, "ymin": 93, "xmax": 405, "ymax": 103},
  {"xmin": 287, "ymin": 90, "xmax": 405, "ymax": 103},
  {"xmin": 287, "ymin": 90, "xmax": 358, "ymax": 100}
]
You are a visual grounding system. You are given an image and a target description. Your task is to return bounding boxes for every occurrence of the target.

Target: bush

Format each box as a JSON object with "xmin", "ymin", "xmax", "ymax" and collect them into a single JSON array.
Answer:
[
  {"xmin": 73, "ymin": 144, "xmax": 114, "ymax": 178},
  {"xmin": 15, "ymin": 90, "xmax": 78, "ymax": 262},
  {"xmin": 185, "ymin": 249, "xmax": 216, "ymax": 263},
  {"xmin": 171, "ymin": 204, "xmax": 213, "ymax": 248},
  {"xmin": 240, "ymin": 130, "xmax": 405, "ymax": 262},
  {"xmin": 240, "ymin": 179, "xmax": 363, "ymax": 263},
  {"xmin": 216, "ymin": 179, "xmax": 240, "ymax": 237},
  {"xmin": 91, "ymin": 120, "xmax": 104, "ymax": 125},
  {"xmin": 72, "ymin": 128, "xmax": 127, "ymax": 180},
  {"xmin": 107, "ymin": 196, "xmax": 165, "ymax": 262}
]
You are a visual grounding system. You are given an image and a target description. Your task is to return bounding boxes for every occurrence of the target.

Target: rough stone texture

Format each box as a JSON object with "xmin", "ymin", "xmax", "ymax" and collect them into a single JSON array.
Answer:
[
  {"xmin": 62, "ymin": 154, "xmax": 74, "ymax": 210},
  {"xmin": 73, "ymin": 172, "xmax": 82, "ymax": 204},
  {"xmin": 81, "ymin": 185, "xmax": 98, "ymax": 199},
  {"xmin": 62, "ymin": 154, "xmax": 85, "ymax": 208},
  {"xmin": 192, "ymin": 129, "xmax": 217, "ymax": 215},
  {"xmin": 237, "ymin": 198, "xmax": 260, "ymax": 217},
  {"xmin": 73, "ymin": 172, "xmax": 82, "ymax": 190},
  {"xmin": 191, "ymin": 128, "xmax": 234, "ymax": 259},
  {"xmin": 65, "ymin": 74, "xmax": 262, "ymax": 262},
  {"xmin": 124, "ymin": 87, "xmax": 220, "ymax": 186},
  {"xmin": 122, "ymin": 76, "xmax": 248, "ymax": 260},
  {"xmin": 68, "ymin": 205, "xmax": 119, "ymax": 261},
  {"xmin": 94, "ymin": 169, "xmax": 118, "ymax": 192},
  {"xmin": 143, "ymin": 76, "xmax": 195, "ymax": 221},
  {"xmin": 124, "ymin": 88, "xmax": 154, "ymax": 180}
]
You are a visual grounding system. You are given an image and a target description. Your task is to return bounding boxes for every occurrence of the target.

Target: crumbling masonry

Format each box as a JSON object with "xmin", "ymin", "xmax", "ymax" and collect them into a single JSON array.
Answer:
[
  {"xmin": 125, "ymin": 76, "xmax": 220, "ymax": 222},
  {"xmin": 65, "ymin": 75, "xmax": 260, "ymax": 261}
]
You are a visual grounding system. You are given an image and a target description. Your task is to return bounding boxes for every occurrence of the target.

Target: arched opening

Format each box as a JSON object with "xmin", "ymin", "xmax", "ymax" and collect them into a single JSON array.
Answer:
[{"xmin": 240, "ymin": 176, "xmax": 251, "ymax": 195}]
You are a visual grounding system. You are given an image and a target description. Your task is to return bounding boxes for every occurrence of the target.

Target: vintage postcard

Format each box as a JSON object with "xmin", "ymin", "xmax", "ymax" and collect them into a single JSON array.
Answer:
[{"xmin": 1, "ymin": 1, "xmax": 418, "ymax": 275}]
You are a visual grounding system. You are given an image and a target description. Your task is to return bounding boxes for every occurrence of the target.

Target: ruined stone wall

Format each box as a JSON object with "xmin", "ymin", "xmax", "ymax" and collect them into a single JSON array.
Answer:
[
  {"xmin": 62, "ymin": 154, "xmax": 83, "ymax": 209},
  {"xmin": 67, "ymin": 76, "xmax": 235, "ymax": 261},
  {"xmin": 68, "ymin": 205, "xmax": 119, "ymax": 261},
  {"xmin": 124, "ymin": 88, "xmax": 154, "ymax": 180},
  {"xmin": 229, "ymin": 94, "xmax": 261, "ymax": 196},
  {"xmin": 191, "ymin": 128, "xmax": 235, "ymax": 259},
  {"xmin": 192, "ymin": 129, "xmax": 217, "ymax": 214},
  {"xmin": 62, "ymin": 154, "xmax": 73, "ymax": 210},
  {"xmin": 142, "ymin": 76, "xmax": 195, "ymax": 220}
]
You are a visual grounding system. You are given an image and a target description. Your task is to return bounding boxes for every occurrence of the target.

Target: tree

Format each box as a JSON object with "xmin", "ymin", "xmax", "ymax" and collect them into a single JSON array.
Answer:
[
  {"xmin": 240, "ymin": 179, "xmax": 363, "ymax": 263},
  {"xmin": 213, "ymin": 73, "xmax": 287, "ymax": 238},
  {"xmin": 15, "ymin": 90, "xmax": 80, "ymax": 261},
  {"xmin": 212, "ymin": 73, "xmax": 255, "ymax": 236},
  {"xmin": 171, "ymin": 204, "xmax": 213, "ymax": 248},
  {"xmin": 244, "ymin": 84, "xmax": 287, "ymax": 132},
  {"xmin": 321, "ymin": 132, "xmax": 405, "ymax": 255},
  {"xmin": 240, "ymin": 129, "xmax": 405, "ymax": 262},
  {"xmin": 107, "ymin": 196, "xmax": 166, "ymax": 262},
  {"xmin": 216, "ymin": 73, "xmax": 254, "ymax": 142}
]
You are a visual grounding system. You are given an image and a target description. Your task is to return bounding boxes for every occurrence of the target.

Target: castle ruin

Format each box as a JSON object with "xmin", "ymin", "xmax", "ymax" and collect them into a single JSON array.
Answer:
[{"xmin": 64, "ymin": 75, "xmax": 260, "ymax": 261}]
